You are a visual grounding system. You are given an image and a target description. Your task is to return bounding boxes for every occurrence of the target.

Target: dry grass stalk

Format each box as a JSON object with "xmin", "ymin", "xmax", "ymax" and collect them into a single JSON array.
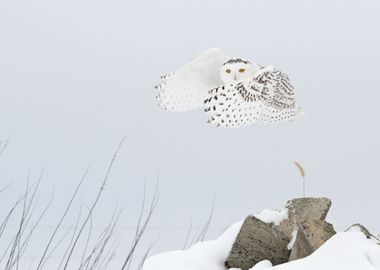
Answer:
[{"xmin": 294, "ymin": 161, "xmax": 306, "ymax": 197}]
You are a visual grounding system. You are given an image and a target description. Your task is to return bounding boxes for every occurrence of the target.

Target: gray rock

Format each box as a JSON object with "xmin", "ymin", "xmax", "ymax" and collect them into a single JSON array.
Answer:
[
  {"xmin": 226, "ymin": 197, "xmax": 334, "ymax": 269},
  {"xmin": 225, "ymin": 216, "xmax": 290, "ymax": 270},
  {"xmin": 276, "ymin": 197, "xmax": 332, "ymax": 239},
  {"xmin": 346, "ymin": 224, "xmax": 380, "ymax": 244},
  {"xmin": 301, "ymin": 219, "xmax": 336, "ymax": 249},
  {"xmin": 286, "ymin": 197, "xmax": 332, "ymax": 223},
  {"xmin": 288, "ymin": 226, "xmax": 313, "ymax": 261},
  {"xmin": 289, "ymin": 220, "xmax": 336, "ymax": 261}
]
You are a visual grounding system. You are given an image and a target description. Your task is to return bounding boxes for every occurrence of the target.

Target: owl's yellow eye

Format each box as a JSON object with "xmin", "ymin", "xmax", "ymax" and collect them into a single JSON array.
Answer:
[
  {"xmin": 225, "ymin": 69, "xmax": 231, "ymax": 74},
  {"xmin": 239, "ymin": 68, "xmax": 245, "ymax": 73}
]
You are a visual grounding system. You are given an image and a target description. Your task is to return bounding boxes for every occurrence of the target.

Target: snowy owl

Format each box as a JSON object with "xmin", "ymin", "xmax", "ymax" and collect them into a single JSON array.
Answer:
[{"xmin": 155, "ymin": 48, "xmax": 303, "ymax": 128}]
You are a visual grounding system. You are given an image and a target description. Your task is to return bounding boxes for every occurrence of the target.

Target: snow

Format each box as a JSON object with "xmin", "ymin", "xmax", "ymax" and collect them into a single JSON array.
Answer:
[
  {"xmin": 346, "ymin": 224, "xmax": 380, "ymax": 244},
  {"xmin": 144, "ymin": 222, "xmax": 380, "ymax": 270},
  {"xmin": 254, "ymin": 208, "xmax": 288, "ymax": 226},
  {"xmin": 143, "ymin": 207, "xmax": 288, "ymax": 270},
  {"xmin": 270, "ymin": 231, "xmax": 380, "ymax": 270},
  {"xmin": 251, "ymin": 260, "xmax": 273, "ymax": 269},
  {"xmin": 143, "ymin": 222, "xmax": 243, "ymax": 270},
  {"xmin": 287, "ymin": 229, "xmax": 298, "ymax": 250}
]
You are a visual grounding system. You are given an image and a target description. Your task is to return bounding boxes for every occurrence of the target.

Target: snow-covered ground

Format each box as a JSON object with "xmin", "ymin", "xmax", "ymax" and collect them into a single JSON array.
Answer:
[
  {"xmin": 144, "ymin": 222, "xmax": 243, "ymax": 270},
  {"xmin": 143, "ymin": 220, "xmax": 380, "ymax": 270},
  {"xmin": 268, "ymin": 232, "xmax": 380, "ymax": 270}
]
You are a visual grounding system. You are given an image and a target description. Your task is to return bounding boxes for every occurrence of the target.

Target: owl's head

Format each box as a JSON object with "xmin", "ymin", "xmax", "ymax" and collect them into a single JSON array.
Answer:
[{"xmin": 220, "ymin": 58, "xmax": 260, "ymax": 84}]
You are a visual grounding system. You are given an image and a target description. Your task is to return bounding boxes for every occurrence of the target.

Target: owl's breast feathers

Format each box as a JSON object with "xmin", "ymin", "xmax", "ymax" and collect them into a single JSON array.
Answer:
[{"xmin": 203, "ymin": 66, "xmax": 303, "ymax": 127}]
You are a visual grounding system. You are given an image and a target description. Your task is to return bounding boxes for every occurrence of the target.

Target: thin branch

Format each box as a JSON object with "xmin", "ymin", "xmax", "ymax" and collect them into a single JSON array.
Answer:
[
  {"xmin": 0, "ymin": 137, "xmax": 10, "ymax": 157},
  {"xmin": 121, "ymin": 180, "xmax": 159, "ymax": 270},
  {"xmin": 137, "ymin": 232, "xmax": 161, "ymax": 270},
  {"xmin": 57, "ymin": 201, "xmax": 84, "ymax": 270},
  {"xmin": 11, "ymin": 193, "xmax": 53, "ymax": 269},
  {"xmin": 124, "ymin": 181, "xmax": 147, "ymax": 270},
  {"xmin": 0, "ymin": 195, "xmax": 26, "ymax": 242},
  {"xmin": 79, "ymin": 205, "xmax": 94, "ymax": 268},
  {"xmin": 38, "ymin": 222, "xmax": 76, "ymax": 270},
  {"xmin": 192, "ymin": 198, "xmax": 215, "ymax": 244},
  {"xmin": 80, "ymin": 206, "xmax": 120, "ymax": 270},
  {"xmin": 97, "ymin": 236, "xmax": 121, "ymax": 270},
  {"xmin": 85, "ymin": 210, "xmax": 121, "ymax": 270},
  {"xmin": 36, "ymin": 166, "xmax": 91, "ymax": 270},
  {"xmin": 6, "ymin": 171, "xmax": 43, "ymax": 270},
  {"xmin": 183, "ymin": 221, "xmax": 193, "ymax": 250},
  {"xmin": 0, "ymin": 181, "xmax": 13, "ymax": 196},
  {"xmin": 63, "ymin": 136, "xmax": 126, "ymax": 270}
]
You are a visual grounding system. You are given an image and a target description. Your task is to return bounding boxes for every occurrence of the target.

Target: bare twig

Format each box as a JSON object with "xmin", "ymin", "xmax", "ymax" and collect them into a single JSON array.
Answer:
[
  {"xmin": 0, "ymin": 182, "xmax": 13, "ymax": 196},
  {"xmin": 10, "ymin": 193, "xmax": 53, "ymax": 269},
  {"xmin": 191, "ymin": 198, "xmax": 215, "ymax": 245},
  {"xmin": 63, "ymin": 137, "xmax": 126, "ymax": 270},
  {"xmin": 121, "ymin": 180, "xmax": 159, "ymax": 270},
  {"xmin": 136, "ymin": 232, "xmax": 161, "ymax": 270},
  {"xmin": 0, "ymin": 136, "xmax": 161, "ymax": 270},
  {"xmin": 182, "ymin": 221, "xmax": 193, "ymax": 249},
  {"xmin": 57, "ymin": 201, "xmax": 84, "ymax": 270},
  {"xmin": 0, "ymin": 196, "xmax": 26, "ymax": 243},
  {"xmin": 97, "ymin": 236, "xmax": 121, "ymax": 270},
  {"xmin": 83, "ymin": 209, "xmax": 121, "ymax": 270},
  {"xmin": 38, "ymin": 222, "xmax": 76, "ymax": 270},
  {"xmin": 79, "ymin": 205, "xmax": 94, "ymax": 268},
  {"xmin": 36, "ymin": 166, "xmax": 91, "ymax": 270},
  {"xmin": 0, "ymin": 137, "xmax": 10, "ymax": 157},
  {"xmin": 124, "ymin": 181, "xmax": 147, "ymax": 270},
  {"xmin": 6, "ymin": 172, "xmax": 42, "ymax": 270}
]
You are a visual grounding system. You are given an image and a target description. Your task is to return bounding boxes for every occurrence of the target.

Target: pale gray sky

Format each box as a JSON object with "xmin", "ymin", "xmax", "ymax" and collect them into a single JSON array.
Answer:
[{"xmin": 1, "ymin": 0, "xmax": 380, "ymax": 268}]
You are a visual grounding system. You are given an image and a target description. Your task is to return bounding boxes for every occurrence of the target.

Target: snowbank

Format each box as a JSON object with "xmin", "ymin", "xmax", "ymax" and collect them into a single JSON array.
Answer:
[
  {"xmin": 144, "ymin": 224, "xmax": 380, "ymax": 270},
  {"xmin": 143, "ymin": 222, "xmax": 243, "ymax": 270},
  {"xmin": 271, "ymin": 231, "xmax": 380, "ymax": 270}
]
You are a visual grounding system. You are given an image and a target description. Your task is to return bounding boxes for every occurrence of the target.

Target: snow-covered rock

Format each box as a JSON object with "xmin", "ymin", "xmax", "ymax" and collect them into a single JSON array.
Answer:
[
  {"xmin": 143, "ymin": 227, "xmax": 380, "ymax": 270},
  {"xmin": 254, "ymin": 208, "xmax": 288, "ymax": 226},
  {"xmin": 346, "ymin": 224, "xmax": 380, "ymax": 244},
  {"xmin": 143, "ymin": 198, "xmax": 379, "ymax": 270},
  {"xmin": 271, "ymin": 231, "xmax": 380, "ymax": 270},
  {"xmin": 277, "ymin": 197, "xmax": 332, "ymax": 240},
  {"xmin": 224, "ymin": 197, "xmax": 335, "ymax": 269}
]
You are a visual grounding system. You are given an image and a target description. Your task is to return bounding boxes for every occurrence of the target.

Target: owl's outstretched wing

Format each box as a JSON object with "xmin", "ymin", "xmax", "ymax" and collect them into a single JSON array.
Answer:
[
  {"xmin": 155, "ymin": 48, "xmax": 229, "ymax": 112},
  {"xmin": 204, "ymin": 66, "xmax": 303, "ymax": 128},
  {"xmin": 239, "ymin": 67, "xmax": 303, "ymax": 124},
  {"xmin": 256, "ymin": 68, "xmax": 303, "ymax": 123}
]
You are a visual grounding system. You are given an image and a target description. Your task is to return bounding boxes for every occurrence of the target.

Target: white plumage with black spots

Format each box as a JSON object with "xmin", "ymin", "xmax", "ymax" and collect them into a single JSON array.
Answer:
[{"xmin": 155, "ymin": 48, "xmax": 303, "ymax": 128}]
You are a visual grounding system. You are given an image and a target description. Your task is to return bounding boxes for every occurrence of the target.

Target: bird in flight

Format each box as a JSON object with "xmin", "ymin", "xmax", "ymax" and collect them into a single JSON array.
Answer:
[{"xmin": 155, "ymin": 48, "xmax": 303, "ymax": 128}]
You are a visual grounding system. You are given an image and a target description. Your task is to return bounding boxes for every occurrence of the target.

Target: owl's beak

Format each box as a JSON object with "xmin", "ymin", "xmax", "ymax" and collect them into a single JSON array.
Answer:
[{"xmin": 234, "ymin": 74, "xmax": 237, "ymax": 81}]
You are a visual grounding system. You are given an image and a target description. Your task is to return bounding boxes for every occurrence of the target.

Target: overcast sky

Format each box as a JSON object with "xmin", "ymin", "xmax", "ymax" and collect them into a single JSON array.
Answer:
[{"xmin": 1, "ymin": 0, "xmax": 380, "ymax": 268}]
